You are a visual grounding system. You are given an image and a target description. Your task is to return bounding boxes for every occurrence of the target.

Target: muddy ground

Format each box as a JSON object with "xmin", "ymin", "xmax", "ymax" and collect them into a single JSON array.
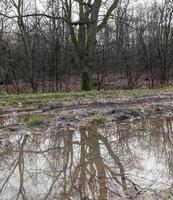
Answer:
[{"xmin": 1, "ymin": 91, "xmax": 173, "ymax": 127}]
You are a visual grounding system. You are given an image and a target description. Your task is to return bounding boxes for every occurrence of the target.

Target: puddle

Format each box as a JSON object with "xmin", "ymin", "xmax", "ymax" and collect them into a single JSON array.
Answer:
[{"xmin": 0, "ymin": 116, "xmax": 173, "ymax": 199}]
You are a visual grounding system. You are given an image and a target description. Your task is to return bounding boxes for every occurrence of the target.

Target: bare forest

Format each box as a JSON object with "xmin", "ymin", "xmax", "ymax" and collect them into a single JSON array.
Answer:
[{"xmin": 0, "ymin": 0, "xmax": 173, "ymax": 93}]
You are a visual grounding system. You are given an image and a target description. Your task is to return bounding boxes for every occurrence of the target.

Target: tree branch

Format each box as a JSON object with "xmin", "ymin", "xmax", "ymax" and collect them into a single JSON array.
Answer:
[
  {"xmin": 97, "ymin": 0, "xmax": 119, "ymax": 32},
  {"xmin": 0, "ymin": 12, "xmax": 65, "ymax": 20}
]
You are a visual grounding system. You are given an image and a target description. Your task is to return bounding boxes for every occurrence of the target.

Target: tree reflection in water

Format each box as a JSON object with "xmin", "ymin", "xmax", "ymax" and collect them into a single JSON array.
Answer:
[{"xmin": 0, "ymin": 116, "xmax": 173, "ymax": 199}]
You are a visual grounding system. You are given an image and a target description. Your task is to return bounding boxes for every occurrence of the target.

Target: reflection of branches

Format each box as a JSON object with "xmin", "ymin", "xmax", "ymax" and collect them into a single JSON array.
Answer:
[
  {"xmin": 0, "ymin": 135, "xmax": 29, "ymax": 200},
  {"xmin": 87, "ymin": 128, "xmax": 107, "ymax": 200},
  {"xmin": 43, "ymin": 169, "xmax": 63, "ymax": 200},
  {"xmin": 1, "ymin": 141, "xmax": 80, "ymax": 154},
  {"xmin": 0, "ymin": 159, "xmax": 18, "ymax": 193},
  {"xmin": 0, "ymin": 125, "xmax": 130, "ymax": 199},
  {"xmin": 66, "ymin": 164, "xmax": 81, "ymax": 200},
  {"xmin": 98, "ymin": 133, "xmax": 127, "ymax": 192},
  {"xmin": 76, "ymin": 125, "xmax": 130, "ymax": 199},
  {"xmin": 79, "ymin": 131, "xmax": 87, "ymax": 198},
  {"xmin": 16, "ymin": 135, "xmax": 28, "ymax": 200},
  {"xmin": 0, "ymin": 122, "xmax": 153, "ymax": 200}
]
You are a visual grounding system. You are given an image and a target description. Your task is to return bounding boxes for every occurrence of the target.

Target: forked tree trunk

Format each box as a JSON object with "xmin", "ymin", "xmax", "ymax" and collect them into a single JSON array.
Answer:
[{"xmin": 64, "ymin": 0, "xmax": 120, "ymax": 91}]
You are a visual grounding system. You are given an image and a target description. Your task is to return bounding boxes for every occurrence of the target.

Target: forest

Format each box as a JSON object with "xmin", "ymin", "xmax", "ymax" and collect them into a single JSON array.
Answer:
[
  {"xmin": 1, "ymin": 1, "xmax": 173, "ymax": 199},
  {"xmin": 0, "ymin": 0, "xmax": 173, "ymax": 93}
]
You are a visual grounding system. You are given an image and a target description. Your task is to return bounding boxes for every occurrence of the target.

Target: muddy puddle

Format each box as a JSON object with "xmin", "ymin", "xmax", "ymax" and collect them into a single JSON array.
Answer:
[{"xmin": 0, "ymin": 114, "xmax": 173, "ymax": 200}]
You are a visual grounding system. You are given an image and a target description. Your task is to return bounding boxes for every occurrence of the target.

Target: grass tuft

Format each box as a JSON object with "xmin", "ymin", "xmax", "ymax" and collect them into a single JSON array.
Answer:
[
  {"xmin": 89, "ymin": 113, "xmax": 107, "ymax": 127},
  {"xmin": 26, "ymin": 115, "xmax": 44, "ymax": 126}
]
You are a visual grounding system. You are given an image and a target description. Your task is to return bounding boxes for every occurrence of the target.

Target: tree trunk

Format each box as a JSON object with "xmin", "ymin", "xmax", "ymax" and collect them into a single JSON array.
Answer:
[
  {"xmin": 31, "ymin": 81, "xmax": 38, "ymax": 93},
  {"xmin": 160, "ymin": 66, "xmax": 167, "ymax": 85},
  {"xmin": 82, "ymin": 66, "xmax": 92, "ymax": 91}
]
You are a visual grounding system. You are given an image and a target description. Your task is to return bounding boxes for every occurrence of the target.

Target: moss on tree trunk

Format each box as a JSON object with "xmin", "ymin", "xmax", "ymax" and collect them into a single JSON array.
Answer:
[{"xmin": 82, "ymin": 67, "xmax": 92, "ymax": 91}]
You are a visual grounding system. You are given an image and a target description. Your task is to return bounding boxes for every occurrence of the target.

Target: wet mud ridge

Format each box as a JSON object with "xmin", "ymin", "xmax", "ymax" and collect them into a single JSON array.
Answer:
[{"xmin": 1, "ymin": 92, "xmax": 173, "ymax": 123}]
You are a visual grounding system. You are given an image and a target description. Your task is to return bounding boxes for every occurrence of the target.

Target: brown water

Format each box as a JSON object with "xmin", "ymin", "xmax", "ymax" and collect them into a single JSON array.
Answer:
[{"xmin": 0, "ymin": 116, "xmax": 173, "ymax": 200}]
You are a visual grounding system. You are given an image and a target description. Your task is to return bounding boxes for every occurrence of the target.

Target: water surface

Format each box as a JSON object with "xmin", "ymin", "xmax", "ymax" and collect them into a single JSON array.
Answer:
[{"xmin": 0, "ymin": 116, "xmax": 173, "ymax": 199}]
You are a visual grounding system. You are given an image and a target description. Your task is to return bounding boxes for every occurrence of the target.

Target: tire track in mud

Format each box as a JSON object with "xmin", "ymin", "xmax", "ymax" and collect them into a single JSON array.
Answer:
[{"xmin": 1, "ymin": 93, "xmax": 173, "ymax": 120}]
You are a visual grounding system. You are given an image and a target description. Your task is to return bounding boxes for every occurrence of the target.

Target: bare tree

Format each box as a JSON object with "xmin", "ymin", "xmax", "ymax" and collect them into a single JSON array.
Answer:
[{"xmin": 61, "ymin": 0, "xmax": 120, "ymax": 90}]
